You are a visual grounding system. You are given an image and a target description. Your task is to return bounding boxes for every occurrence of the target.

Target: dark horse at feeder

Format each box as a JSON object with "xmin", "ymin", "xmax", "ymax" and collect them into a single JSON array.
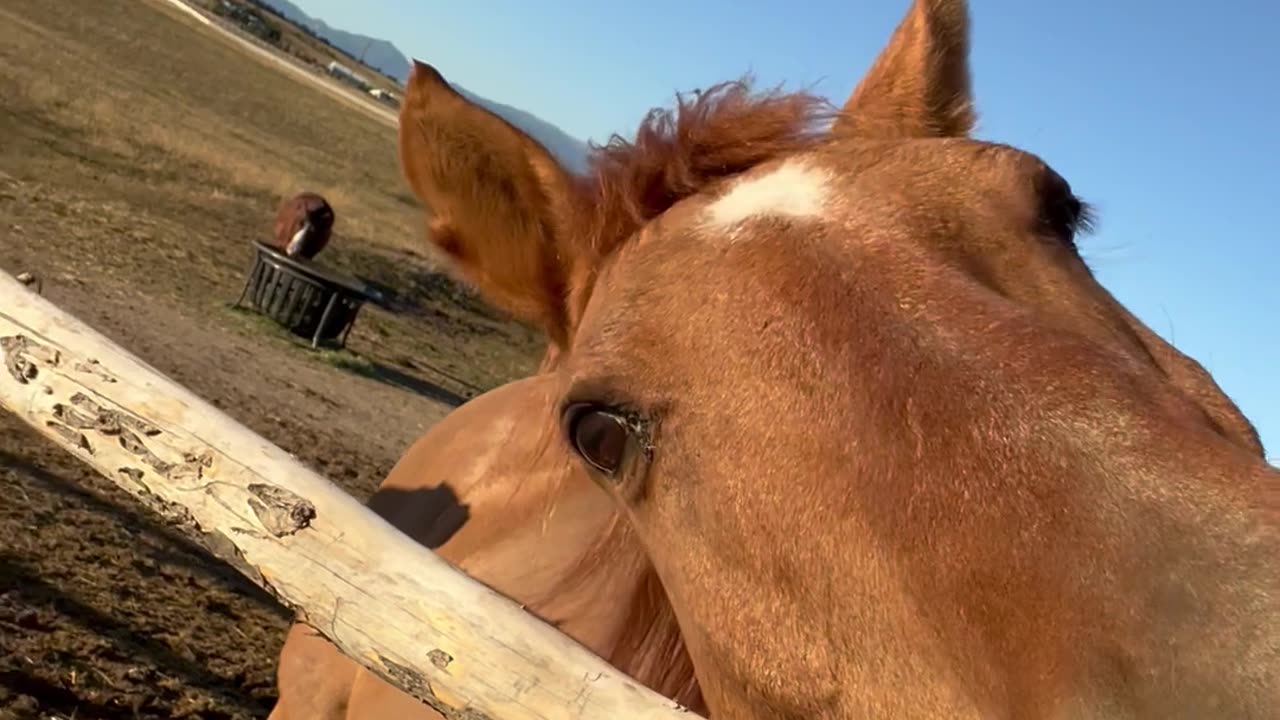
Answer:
[{"xmin": 272, "ymin": 192, "xmax": 335, "ymax": 260}]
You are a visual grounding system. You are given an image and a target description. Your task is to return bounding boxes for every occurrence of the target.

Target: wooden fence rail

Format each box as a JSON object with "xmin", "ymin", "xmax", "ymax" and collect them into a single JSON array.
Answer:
[{"xmin": 0, "ymin": 269, "xmax": 692, "ymax": 720}]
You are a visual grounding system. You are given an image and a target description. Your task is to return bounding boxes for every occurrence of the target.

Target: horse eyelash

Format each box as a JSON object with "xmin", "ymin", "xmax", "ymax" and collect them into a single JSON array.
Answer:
[{"xmin": 1040, "ymin": 191, "xmax": 1097, "ymax": 250}]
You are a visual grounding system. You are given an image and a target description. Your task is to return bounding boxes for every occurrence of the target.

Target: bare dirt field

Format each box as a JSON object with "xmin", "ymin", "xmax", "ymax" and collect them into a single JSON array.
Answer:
[{"xmin": 0, "ymin": 0, "xmax": 542, "ymax": 717}]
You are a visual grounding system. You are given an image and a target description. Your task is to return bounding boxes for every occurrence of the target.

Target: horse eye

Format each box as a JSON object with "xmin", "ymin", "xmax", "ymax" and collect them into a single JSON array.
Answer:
[{"xmin": 562, "ymin": 404, "xmax": 630, "ymax": 476}]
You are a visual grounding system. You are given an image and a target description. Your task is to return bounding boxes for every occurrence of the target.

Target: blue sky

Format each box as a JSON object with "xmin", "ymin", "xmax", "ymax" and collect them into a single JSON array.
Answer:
[{"xmin": 295, "ymin": 0, "xmax": 1277, "ymax": 461}]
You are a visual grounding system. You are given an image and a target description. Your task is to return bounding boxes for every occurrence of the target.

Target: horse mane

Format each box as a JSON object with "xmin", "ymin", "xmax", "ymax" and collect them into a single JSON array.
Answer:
[
  {"xmin": 575, "ymin": 76, "xmax": 839, "ymax": 262},
  {"xmin": 526, "ymin": 78, "xmax": 839, "ymax": 714}
]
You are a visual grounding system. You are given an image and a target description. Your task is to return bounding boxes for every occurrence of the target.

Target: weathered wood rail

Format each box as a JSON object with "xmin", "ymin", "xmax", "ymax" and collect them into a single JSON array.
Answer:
[{"xmin": 0, "ymin": 269, "xmax": 693, "ymax": 720}]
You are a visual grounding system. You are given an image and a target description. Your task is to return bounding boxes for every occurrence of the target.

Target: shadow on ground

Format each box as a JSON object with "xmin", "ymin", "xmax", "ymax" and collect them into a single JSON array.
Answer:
[{"xmin": 332, "ymin": 354, "xmax": 475, "ymax": 407}]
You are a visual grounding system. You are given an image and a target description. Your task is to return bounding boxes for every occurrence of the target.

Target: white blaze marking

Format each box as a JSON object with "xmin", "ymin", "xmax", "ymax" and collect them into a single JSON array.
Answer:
[
  {"xmin": 286, "ymin": 224, "xmax": 309, "ymax": 257},
  {"xmin": 703, "ymin": 159, "xmax": 830, "ymax": 231}
]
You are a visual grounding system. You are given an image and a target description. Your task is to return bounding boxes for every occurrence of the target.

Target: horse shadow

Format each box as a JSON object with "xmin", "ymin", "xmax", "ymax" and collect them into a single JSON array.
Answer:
[{"xmin": 322, "ymin": 351, "xmax": 478, "ymax": 407}]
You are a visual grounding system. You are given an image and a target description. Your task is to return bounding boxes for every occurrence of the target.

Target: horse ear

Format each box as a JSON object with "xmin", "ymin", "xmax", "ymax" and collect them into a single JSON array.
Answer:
[
  {"xmin": 398, "ymin": 60, "xmax": 581, "ymax": 347},
  {"xmin": 834, "ymin": 0, "xmax": 975, "ymax": 138}
]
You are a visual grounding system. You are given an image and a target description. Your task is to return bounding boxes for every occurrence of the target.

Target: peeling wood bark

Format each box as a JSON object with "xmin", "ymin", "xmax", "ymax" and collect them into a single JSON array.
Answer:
[{"xmin": 0, "ymin": 270, "xmax": 694, "ymax": 720}]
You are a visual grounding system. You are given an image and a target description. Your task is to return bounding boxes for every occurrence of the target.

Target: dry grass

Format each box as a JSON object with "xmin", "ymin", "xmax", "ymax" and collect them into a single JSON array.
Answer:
[
  {"xmin": 0, "ymin": 0, "xmax": 547, "ymax": 715},
  {"xmin": 0, "ymin": 0, "xmax": 543, "ymax": 392},
  {"xmin": 3, "ymin": 0, "xmax": 409, "ymax": 251}
]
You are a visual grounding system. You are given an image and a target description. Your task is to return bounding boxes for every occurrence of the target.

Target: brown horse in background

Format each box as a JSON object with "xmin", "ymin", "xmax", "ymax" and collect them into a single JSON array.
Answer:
[
  {"xmin": 271, "ymin": 191, "xmax": 335, "ymax": 260},
  {"xmin": 272, "ymin": 0, "xmax": 1278, "ymax": 718}
]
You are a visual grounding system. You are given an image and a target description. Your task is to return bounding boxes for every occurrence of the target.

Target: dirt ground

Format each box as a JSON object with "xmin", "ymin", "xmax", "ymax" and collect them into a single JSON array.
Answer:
[{"xmin": 0, "ymin": 0, "xmax": 542, "ymax": 717}]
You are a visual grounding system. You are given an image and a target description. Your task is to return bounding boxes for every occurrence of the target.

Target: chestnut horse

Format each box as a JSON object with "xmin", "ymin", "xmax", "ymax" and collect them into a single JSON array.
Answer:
[
  {"xmin": 272, "ymin": 0, "xmax": 1278, "ymax": 718},
  {"xmin": 268, "ymin": 27, "xmax": 878, "ymax": 720}
]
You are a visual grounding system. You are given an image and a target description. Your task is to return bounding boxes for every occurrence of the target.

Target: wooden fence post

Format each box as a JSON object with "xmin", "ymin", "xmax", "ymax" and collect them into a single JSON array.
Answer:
[{"xmin": 0, "ymin": 270, "xmax": 693, "ymax": 720}]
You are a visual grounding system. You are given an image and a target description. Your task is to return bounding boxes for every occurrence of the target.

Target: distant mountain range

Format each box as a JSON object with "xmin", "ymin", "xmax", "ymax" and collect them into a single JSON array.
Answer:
[{"xmin": 258, "ymin": 0, "xmax": 591, "ymax": 173}]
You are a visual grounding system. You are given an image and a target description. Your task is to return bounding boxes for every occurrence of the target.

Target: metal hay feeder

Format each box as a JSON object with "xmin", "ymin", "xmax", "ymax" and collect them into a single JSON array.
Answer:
[{"xmin": 234, "ymin": 240, "xmax": 384, "ymax": 349}]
